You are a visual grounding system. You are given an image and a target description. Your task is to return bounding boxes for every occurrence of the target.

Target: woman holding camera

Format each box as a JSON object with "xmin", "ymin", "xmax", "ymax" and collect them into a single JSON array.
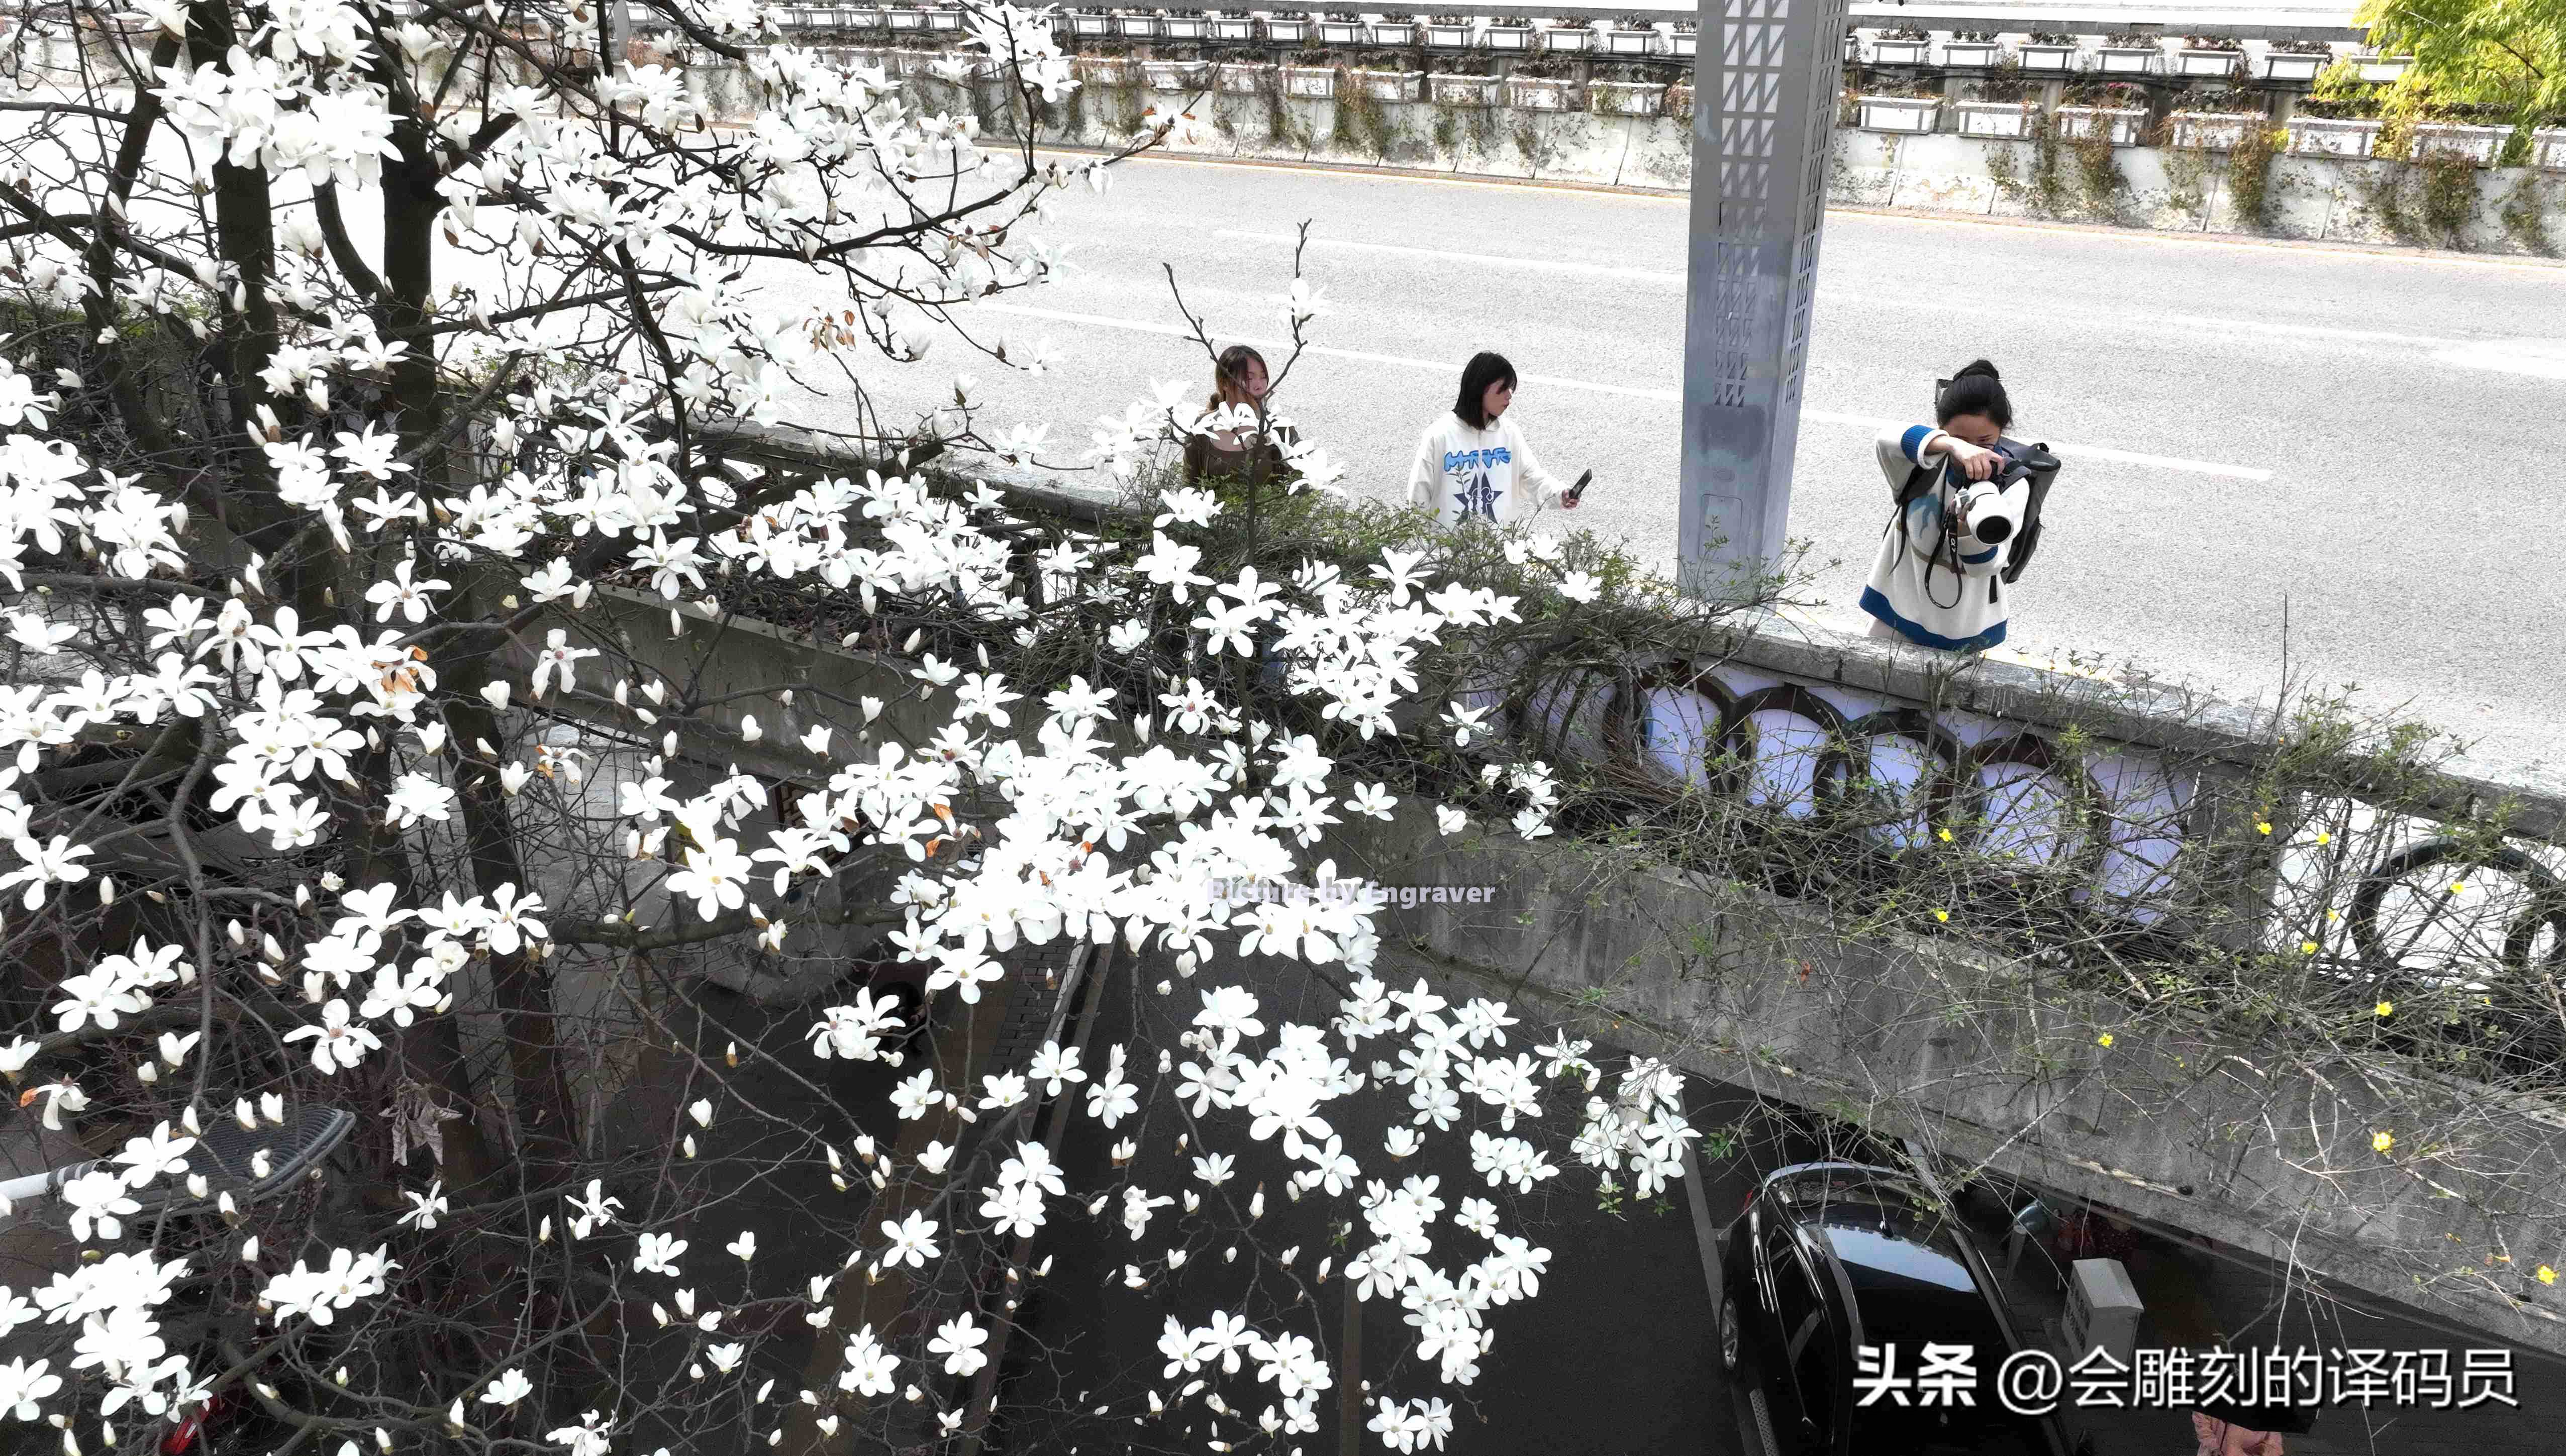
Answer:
[{"xmin": 1859, "ymin": 359, "xmax": 2020, "ymax": 654}]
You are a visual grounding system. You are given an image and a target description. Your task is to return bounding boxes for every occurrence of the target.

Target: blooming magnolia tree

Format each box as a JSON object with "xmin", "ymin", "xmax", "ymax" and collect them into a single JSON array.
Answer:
[{"xmin": 0, "ymin": 2, "xmax": 1717, "ymax": 1452}]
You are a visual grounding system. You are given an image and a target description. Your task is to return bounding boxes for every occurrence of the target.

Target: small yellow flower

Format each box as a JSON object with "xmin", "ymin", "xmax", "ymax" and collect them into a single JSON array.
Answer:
[
  {"xmin": 1933, "ymin": 909, "xmax": 1950, "ymax": 923},
  {"xmin": 2541, "ymin": 1266, "xmax": 2558, "ymax": 1287},
  {"xmin": 2315, "ymin": 831, "xmax": 2332, "ymax": 846},
  {"xmin": 2300, "ymin": 940, "xmax": 2319, "ymax": 955},
  {"xmin": 2376, "ymin": 1001, "xmax": 2394, "ymax": 1017},
  {"xmin": 2373, "ymin": 1130, "xmax": 2395, "ymax": 1154},
  {"xmin": 2097, "ymin": 1033, "xmax": 2114, "ymax": 1048},
  {"xmin": 2450, "ymin": 882, "xmax": 2467, "ymax": 894},
  {"xmin": 2256, "ymin": 821, "xmax": 2273, "ymax": 836},
  {"xmin": 2327, "ymin": 909, "xmax": 2340, "ymax": 922},
  {"xmin": 1936, "ymin": 827, "xmax": 1953, "ymax": 843}
]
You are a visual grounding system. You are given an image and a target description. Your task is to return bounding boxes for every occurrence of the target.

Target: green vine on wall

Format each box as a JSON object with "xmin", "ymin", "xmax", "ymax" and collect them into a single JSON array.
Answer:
[
  {"xmin": 1987, "ymin": 114, "xmax": 2131, "ymax": 222},
  {"xmin": 1255, "ymin": 66, "xmax": 1306, "ymax": 149},
  {"xmin": 2499, "ymin": 172, "xmax": 2557, "ymax": 254},
  {"xmin": 1431, "ymin": 91, "xmax": 1501, "ymax": 160},
  {"xmin": 2225, "ymin": 125, "xmax": 2283, "ymax": 232},
  {"xmin": 2163, "ymin": 142, "xmax": 2212, "ymax": 215},
  {"xmin": 1331, "ymin": 67, "xmax": 1398, "ymax": 159},
  {"xmin": 2357, "ymin": 151, "xmax": 2481, "ymax": 248}
]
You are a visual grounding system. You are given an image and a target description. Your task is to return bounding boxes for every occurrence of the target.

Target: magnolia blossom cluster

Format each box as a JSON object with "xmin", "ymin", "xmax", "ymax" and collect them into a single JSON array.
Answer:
[{"xmin": 0, "ymin": 3, "xmax": 1715, "ymax": 1448}]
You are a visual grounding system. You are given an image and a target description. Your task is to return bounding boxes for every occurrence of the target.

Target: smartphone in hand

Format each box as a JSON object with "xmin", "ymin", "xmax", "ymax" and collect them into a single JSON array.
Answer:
[{"xmin": 1563, "ymin": 469, "xmax": 1593, "ymax": 507}]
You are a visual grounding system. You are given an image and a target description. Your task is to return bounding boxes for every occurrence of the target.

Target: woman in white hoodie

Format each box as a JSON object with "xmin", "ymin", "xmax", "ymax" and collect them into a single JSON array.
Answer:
[
  {"xmin": 1859, "ymin": 359, "xmax": 2019, "ymax": 654},
  {"xmin": 1405, "ymin": 352, "xmax": 1582, "ymax": 527}
]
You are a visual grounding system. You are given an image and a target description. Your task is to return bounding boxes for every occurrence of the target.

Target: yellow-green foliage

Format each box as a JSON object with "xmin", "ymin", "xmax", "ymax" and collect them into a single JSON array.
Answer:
[{"xmin": 2357, "ymin": 0, "xmax": 2566, "ymax": 127}]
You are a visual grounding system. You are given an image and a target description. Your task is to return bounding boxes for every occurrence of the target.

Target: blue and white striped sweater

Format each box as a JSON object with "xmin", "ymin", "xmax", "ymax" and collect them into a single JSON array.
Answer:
[{"xmin": 1859, "ymin": 427, "xmax": 2012, "ymax": 652}]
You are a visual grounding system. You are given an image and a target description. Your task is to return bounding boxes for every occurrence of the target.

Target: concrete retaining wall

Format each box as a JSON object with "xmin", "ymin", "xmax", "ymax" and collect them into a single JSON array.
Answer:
[
  {"xmin": 1830, "ymin": 127, "xmax": 2566, "ymax": 251},
  {"xmin": 873, "ymin": 54, "xmax": 2566, "ymax": 254}
]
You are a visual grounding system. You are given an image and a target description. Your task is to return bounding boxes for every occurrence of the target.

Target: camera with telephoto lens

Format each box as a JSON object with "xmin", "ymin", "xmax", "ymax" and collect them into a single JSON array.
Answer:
[{"xmin": 1950, "ymin": 442, "xmax": 2057, "ymax": 546}]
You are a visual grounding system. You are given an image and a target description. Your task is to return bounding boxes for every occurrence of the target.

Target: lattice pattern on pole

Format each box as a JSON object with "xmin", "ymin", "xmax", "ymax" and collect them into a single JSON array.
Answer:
[{"xmin": 1679, "ymin": 0, "xmax": 1849, "ymax": 600}]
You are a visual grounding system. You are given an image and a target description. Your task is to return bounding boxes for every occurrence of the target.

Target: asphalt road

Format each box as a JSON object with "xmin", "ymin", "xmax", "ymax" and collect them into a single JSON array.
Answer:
[{"xmin": 771, "ymin": 152, "xmax": 2566, "ymax": 789}]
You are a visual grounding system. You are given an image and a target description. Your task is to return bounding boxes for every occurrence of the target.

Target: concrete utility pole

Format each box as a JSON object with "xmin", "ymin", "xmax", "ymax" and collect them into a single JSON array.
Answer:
[{"xmin": 1676, "ymin": 0, "xmax": 1853, "ymax": 601}]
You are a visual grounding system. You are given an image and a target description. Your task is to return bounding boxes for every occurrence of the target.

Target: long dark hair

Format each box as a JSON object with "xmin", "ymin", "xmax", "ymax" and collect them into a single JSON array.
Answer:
[
  {"xmin": 1207, "ymin": 344, "xmax": 1269, "ymax": 414},
  {"xmin": 1452, "ymin": 351, "xmax": 1517, "ymax": 430},
  {"xmin": 1935, "ymin": 358, "xmax": 2012, "ymax": 430}
]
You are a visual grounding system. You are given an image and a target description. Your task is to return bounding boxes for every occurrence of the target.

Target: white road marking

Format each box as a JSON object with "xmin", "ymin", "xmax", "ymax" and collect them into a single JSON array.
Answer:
[
  {"xmin": 974, "ymin": 301, "xmax": 2273, "ymax": 480},
  {"xmin": 2431, "ymin": 339, "xmax": 2566, "ymax": 379}
]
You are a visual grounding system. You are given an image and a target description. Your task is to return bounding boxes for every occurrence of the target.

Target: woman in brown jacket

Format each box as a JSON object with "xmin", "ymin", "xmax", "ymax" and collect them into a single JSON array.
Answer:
[{"xmin": 1181, "ymin": 345, "xmax": 1296, "ymax": 494}]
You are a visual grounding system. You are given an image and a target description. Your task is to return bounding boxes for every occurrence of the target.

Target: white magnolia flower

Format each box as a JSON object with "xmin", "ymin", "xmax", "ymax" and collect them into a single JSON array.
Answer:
[{"xmin": 928, "ymin": 1312, "xmax": 990, "ymax": 1376}]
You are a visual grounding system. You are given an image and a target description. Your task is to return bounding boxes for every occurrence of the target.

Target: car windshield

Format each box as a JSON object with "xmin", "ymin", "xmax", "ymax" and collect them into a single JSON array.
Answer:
[{"xmin": 1784, "ymin": 1170, "xmax": 2059, "ymax": 1455}]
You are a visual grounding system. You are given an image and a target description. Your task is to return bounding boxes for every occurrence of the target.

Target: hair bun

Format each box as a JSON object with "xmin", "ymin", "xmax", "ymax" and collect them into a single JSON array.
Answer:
[{"xmin": 1953, "ymin": 358, "xmax": 2001, "ymax": 382}]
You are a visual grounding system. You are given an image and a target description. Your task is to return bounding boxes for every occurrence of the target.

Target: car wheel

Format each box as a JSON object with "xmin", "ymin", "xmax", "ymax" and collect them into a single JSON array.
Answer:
[{"xmin": 1719, "ymin": 1294, "xmax": 1742, "ymax": 1372}]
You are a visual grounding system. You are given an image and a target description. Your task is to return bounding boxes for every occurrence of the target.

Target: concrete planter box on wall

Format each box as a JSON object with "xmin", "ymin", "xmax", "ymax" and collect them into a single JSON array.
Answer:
[
  {"xmin": 1160, "ymin": 15, "xmax": 1206, "ymax": 40},
  {"xmin": 2536, "ymin": 128, "xmax": 2566, "ymax": 170},
  {"xmin": 2056, "ymin": 105, "xmax": 2146, "ymax": 145},
  {"xmin": 2097, "ymin": 46, "xmax": 2158, "ymax": 75},
  {"xmin": 1142, "ymin": 58, "xmax": 1211, "ymax": 90},
  {"xmin": 1943, "ymin": 41, "xmax": 2001, "ymax": 68},
  {"xmin": 1369, "ymin": 20, "xmax": 1414, "ymax": 46},
  {"xmin": 2172, "ymin": 111, "xmax": 2263, "ymax": 150},
  {"xmin": 1670, "ymin": 30, "xmax": 1696, "ymax": 58},
  {"xmin": 2410, "ymin": 122, "xmax": 2513, "ymax": 165},
  {"xmin": 1605, "ymin": 27, "xmax": 1657, "ymax": 56},
  {"xmin": 1871, "ymin": 37, "xmax": 1928, "ymax": 64},
  {"xmin": 1112, "ymin": 12, "xmax": 1155, "ymax": 38},
  {"xmin": 1209, "ymin": 17, "xmax": 1255, "ymax": 42},
  {"xmin": 884, "ymin": 6, "xmax": 927, "ymax": 31},
  {"xmin": 2286, "ymin": 116, "xmax": 2380, "ymax": 157},
  {"xmin": 1508, "ymin": 75, "xmax": 1583, "ymax": 111},
  {"xmin": 1424, "ymin": 22, "xmax": 1472, "ymax": 48},
  {"xmin": 1956, "ymin": 100, "xmax": 2033, "ymax": 138},
  {"xmin": 1317, "ymin": 20, "xmax": 1364, "ymax": 45},
  {"xmin": 2261, "ymin": 51, "xmax": 2328, "ymax": 82},
  {"xmin": 1074, "ymin": 54, "xmax": 1136, "ymax": 86},
  {"xmin": 1351, "ymin": 67, "xmax": 1424, "ymax": 102},
  {"xmin": 1487, "ymin": 24, "xmax": 1533, "ymax": 51},
  {"xmin": 1857, "ymin": 95, "xmax": 1940, "ymax": 133},
  {"xmin": 848, "ymin": 7, "xmax": 890, "ymax": 29},
  {"xmin": 2176, "ymin": 46, "xmax": 2241, "ymax": 78},
  {"xmin": 1261, "ymin": 16, "xmax": 1307, "ymax": 44},
  {"xmin": 1066, "ymin": 11, "xmax": 1110, "ymax": 37},
  {"xmin": 2357, "ymin": 54, "xmax": 2412, "ymax": 83},
  {"xmin": 1215, "ymin": 60, "xmax": 1270, "ymax": 93},
  {"xmin": 1280, "ymin": 63, "xmax": 1334, "ymax": 97},
  {"xmin": 924, "ymin": 8, "xmax": 962, "ymax": 32},
  {"xmin": 1428, "ymin": 73, "xmax": 1501, "ymax": 107},
  {"xmin": 2018, "ymin": 43, "xmax": 2076, "ymax": 72},
  {"xmin": 1842, "ymin": 33, "xmax": 1860, "ymax": 64},
  {"xmin": 1540, "ymin": 25, "xmax": 1592, "ymax": 53},
  {"xmin": 1592, "ymin": 79, "xmax": 1666, "ymax": 116}
]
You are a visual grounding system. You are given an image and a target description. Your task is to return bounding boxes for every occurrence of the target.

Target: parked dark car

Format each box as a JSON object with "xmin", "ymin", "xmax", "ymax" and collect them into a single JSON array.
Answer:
[{"xmin": 1718, "ymin": 1162, "xmax": 2091, "ymax": 1456}]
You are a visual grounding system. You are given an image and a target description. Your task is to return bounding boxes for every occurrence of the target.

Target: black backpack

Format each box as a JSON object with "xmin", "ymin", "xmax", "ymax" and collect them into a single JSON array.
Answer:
[{"xmin": 1891, "ymin": 437, "xmax": 2059, "ymax": 603}]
